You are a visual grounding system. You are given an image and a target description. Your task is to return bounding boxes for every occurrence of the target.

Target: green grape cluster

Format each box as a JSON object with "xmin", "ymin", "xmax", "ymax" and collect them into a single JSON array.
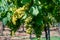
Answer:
[
  {"xmin": 12, "ymin": 15, "xmax": 17, "ymax": 25},
  {"xmin": 25, "ymin": 24, "xmax": 33, "ymax": 34},
  {"xmin": 26, "ymin": 26, "xmax": 33, "ymax": 34},
  {"xmin": 24, "ymin": 15, "xmax": 33, "ymax": 34},
  {"xmin": 25, "ymin": 16, "xmax": 32, "ymax": 23},
  {"xmin": 24, "ymin": 16, "xmax": 32, "ymax": 29},
  {"xmin": 12, "ymin": 3, "xmax": 30, "ymax": 25}
]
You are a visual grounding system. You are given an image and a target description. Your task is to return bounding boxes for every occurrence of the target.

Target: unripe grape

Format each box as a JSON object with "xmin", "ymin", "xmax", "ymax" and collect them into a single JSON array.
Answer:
[
  {"xmin": 24, "ymin": 23, "xmax": 28, "ymax": 27},
  {"xmin": 17, "ymin": 13, "xmax": 24, "ymax": 19},
  {"xmin": 26, "ymin": 27, "xmax": 32, "ymax": 34},
  {"xmin": 12, "ymin": 15, "xmax": 17, "ymax": 25},
  {"xmin": 14, "ymin": 3, "xmax": 29, "ymax": 14},
  {"xmin": 25, "ymin": 16, "xmax": 32, "ymax": 23}
]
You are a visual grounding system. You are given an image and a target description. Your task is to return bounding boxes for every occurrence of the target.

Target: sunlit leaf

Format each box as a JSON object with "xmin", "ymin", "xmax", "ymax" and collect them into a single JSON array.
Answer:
[{"xmin": 30, "ymin": 6, "xmax": 39, "ymax": 16}]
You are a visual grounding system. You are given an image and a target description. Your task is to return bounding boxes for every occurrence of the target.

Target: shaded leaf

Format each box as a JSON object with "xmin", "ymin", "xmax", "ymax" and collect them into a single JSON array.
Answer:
[{"xmin": 21, "ymin": 0, "xmax": 31, "ymax": 4}]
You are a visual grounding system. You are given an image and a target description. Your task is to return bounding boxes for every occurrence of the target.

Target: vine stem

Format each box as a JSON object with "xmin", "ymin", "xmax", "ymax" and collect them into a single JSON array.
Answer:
[{"xmin": 30, "ymin": 34, "xmax": 32, "ymax": 40}]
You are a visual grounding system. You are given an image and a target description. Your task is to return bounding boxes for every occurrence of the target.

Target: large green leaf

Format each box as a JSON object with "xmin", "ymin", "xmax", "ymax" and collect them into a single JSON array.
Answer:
[{"xmin": 29, "ymin": 6, "xmax": 39, "ymax": 16}]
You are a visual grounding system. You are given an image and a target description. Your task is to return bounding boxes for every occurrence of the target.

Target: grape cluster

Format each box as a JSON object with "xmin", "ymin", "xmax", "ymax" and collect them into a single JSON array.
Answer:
[
  {"xmin": 24, "ymin": 16, "xmax": 32, "ymax": 27},
  {"xmin": 25, "ymin": 16, "xmax": 32, "ymax": 23},
  {"xmin": 12, "ymin": 15, "xmax": 17, "ymax": 25},
  {"xmin": 12, "ymin": 3, "xmax": 29, "ymax": 25},
  {"xmin": 24, "ymin": 16, "xmax": 33, "ymax": 34},
  {"xmin": 26, "ymin": 27, "xmax": 33, "ymax": 34}
]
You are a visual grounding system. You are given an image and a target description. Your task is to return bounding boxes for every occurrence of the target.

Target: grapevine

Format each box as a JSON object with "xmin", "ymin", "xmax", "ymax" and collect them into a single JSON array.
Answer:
[{"xmin": 0, "ymin": 0, "xmax": 60, "ymax": 40}]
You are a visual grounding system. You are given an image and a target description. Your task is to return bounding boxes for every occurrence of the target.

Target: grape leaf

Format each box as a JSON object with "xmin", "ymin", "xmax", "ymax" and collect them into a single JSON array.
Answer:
[{"xmin": 30, "ymin": 6, "xmax": 39, "ymax": 16}]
